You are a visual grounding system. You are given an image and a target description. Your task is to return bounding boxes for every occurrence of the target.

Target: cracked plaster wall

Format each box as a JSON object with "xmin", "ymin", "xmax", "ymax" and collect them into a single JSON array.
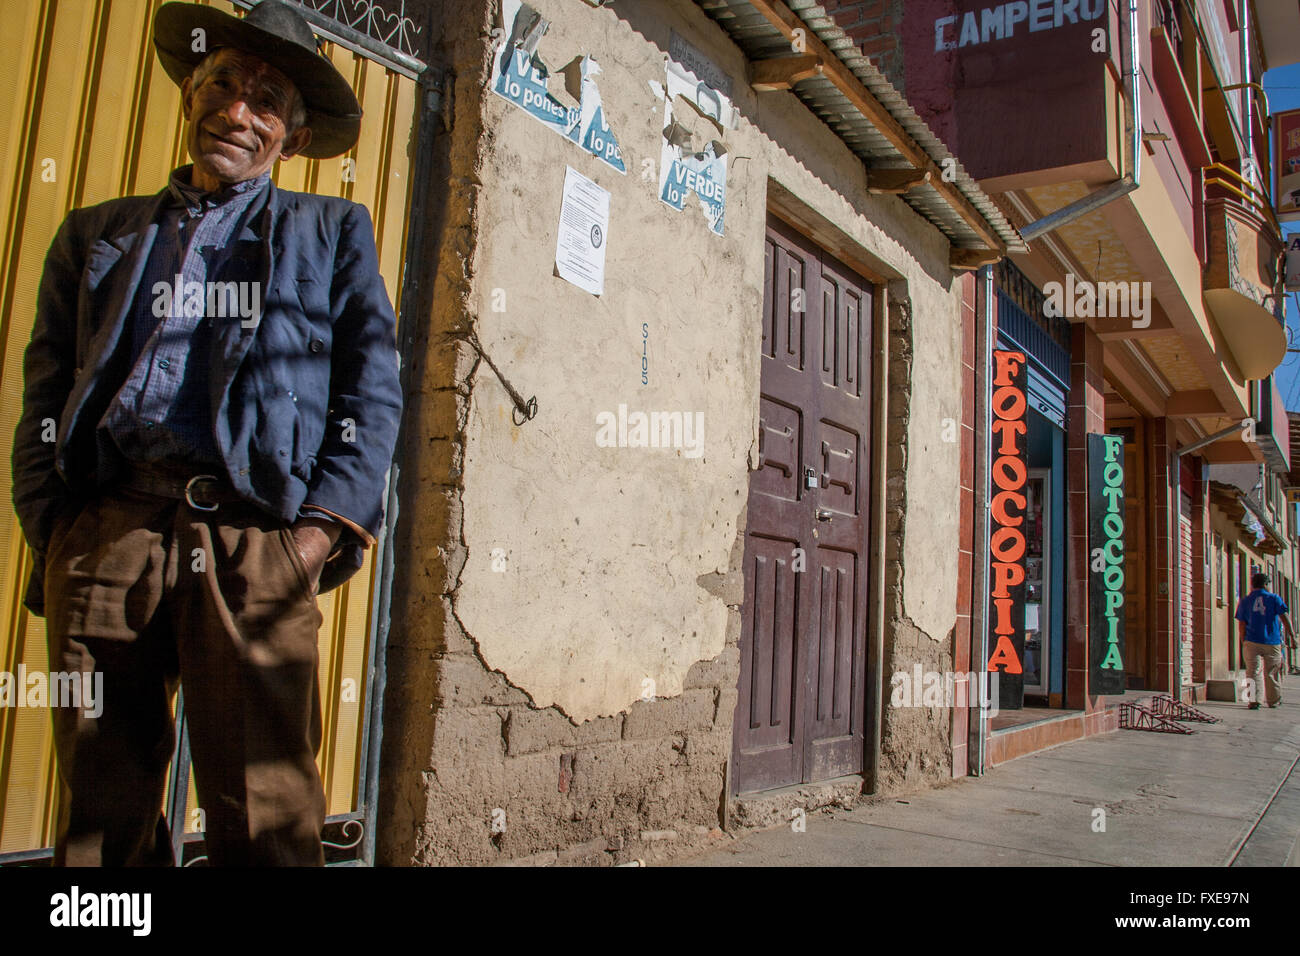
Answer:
[{"xmin": 378, "ymin": 0, "xmax": 966, "ymax": 865}]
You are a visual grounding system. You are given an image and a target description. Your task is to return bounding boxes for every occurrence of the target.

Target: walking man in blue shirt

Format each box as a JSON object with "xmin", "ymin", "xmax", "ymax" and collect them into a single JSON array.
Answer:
[{"xmin": 1234, "ymin": 573, "xmax": 1297, "ymax": 709}]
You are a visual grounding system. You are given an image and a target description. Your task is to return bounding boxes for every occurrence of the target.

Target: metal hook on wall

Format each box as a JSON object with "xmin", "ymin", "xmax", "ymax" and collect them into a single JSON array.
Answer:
[{"xmin": 467, "ymin": 330, "xmax": 539, "ymax": 425}]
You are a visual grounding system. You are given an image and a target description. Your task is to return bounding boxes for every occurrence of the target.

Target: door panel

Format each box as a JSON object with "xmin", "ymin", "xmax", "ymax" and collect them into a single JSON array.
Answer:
[
  {"xmin": 734, "ymin": 216, "xmax": 872, "ymax": 794},
  {"xmin": 805, "ymin": 250, "xmax": 869, "ymax": 781},
  {"xmin": 735, "ymin": 227, "xmax": 813, "ymax": 793},
  {"xmin": 805, "ymin": 546, "xmax": 860, "ymax": 782},
  {"xmin": 739, "ymin": 533, "xmax": 803, "ymax": 789}
]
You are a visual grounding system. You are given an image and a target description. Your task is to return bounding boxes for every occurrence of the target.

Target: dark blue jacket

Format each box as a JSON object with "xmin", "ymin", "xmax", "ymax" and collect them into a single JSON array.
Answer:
[{"xmin": 12, "ymin": 180, "xmax": 403, "ymax": 613}]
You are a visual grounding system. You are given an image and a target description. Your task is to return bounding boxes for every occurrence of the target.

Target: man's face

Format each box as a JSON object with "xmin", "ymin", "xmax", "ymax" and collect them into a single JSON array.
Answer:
[{"xmin": 181, "ymin": 47, "xmax": 312, "ymax": 188}]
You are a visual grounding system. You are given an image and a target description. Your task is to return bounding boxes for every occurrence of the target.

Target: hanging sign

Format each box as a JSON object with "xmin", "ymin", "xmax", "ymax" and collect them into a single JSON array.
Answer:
[
  {"xmin": 1088, "ymin": 433, "xmax": 1127, "ymax": 694},
  {"xmin": 988, "ymin": 349, "xmax": 1028, "ymax": 710},
  {"xmin": 1286, "ymin": 234, "xmax": 1300, "ymax": 292},
  {"xmin": 1274, "ymin": 108, "xmax": 1300, "ymax": 223}
]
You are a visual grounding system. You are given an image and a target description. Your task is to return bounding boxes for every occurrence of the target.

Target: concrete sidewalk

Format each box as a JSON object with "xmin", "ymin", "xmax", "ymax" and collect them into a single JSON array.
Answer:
[{"xmin": 674, "ymin": 677, "xmax": 1300, "ymax": 867}]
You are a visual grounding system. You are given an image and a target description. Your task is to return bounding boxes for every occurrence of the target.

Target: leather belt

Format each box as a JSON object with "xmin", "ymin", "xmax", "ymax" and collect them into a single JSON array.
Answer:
[{"xmin": 117, "ymin": 464, "xmax": 244, "ymax": 512}]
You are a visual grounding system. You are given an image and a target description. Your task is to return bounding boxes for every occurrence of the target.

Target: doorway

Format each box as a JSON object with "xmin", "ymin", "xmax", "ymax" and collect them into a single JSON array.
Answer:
[
  {"xmin": 1023, "ymin": 469, "xmax": 1051, "ymax": 696},
  {"xmin": 732, "ymin": 215, "xmax": 874, "ymax": 794}
]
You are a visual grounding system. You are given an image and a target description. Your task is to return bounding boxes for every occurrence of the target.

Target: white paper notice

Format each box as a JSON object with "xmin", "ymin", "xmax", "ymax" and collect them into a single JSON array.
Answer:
[{"xmin": 555, "ymin": 166, "xmax": 609, "ymax": 296}]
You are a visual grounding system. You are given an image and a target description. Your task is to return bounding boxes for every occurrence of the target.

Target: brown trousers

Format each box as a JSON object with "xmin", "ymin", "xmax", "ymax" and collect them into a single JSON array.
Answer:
[
  {"xmin": 44, "ymin": 485, "xmax": 326, "ymax": 866},
  {"xmin": 1243, "ymin": 640, "xmax": 1285, "ymax": 707}
]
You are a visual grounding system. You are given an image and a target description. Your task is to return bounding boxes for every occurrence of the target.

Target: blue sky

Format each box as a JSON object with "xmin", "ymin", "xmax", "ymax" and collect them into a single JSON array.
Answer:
[{"xmin": 1265, "ymin": 62, "xmax": 1300, "ymax": 409}]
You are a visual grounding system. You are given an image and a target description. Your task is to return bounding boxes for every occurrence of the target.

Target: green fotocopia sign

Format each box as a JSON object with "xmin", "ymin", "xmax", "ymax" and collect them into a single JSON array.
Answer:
[{"xmin": 1088, "ymin": 433, "xmax": 1126, "ymax": 694}]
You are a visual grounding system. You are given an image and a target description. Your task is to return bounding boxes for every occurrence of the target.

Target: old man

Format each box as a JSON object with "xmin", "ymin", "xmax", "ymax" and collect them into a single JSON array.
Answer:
[{"xmin": 12, "ymin": 0, "xmax": 403, "ymax": 865}]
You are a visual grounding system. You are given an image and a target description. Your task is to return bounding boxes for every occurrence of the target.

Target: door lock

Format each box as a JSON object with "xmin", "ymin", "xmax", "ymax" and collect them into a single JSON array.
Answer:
[
  {"xmin": 804, "ymin": 467, "xmax": 818, "ymax": 489},
  {"xmin": 816, "ymin": 508, "xmax": 833, "ymax": 521}
]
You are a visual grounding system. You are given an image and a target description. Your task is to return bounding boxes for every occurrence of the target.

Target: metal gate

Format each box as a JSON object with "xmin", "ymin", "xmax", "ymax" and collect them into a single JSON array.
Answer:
[
  {"xmin": 0, "ymin": 0, "xmax": 435, "ymax": 864},
  {"xmin": 732, "ymin": 215, "xmax": 873, "ymax": 795}
]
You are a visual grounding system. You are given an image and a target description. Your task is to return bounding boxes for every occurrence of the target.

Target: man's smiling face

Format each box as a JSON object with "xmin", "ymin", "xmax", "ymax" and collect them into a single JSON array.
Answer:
[{"xmin": 180, "ymin": 47, "xmax": 312, "ymax": 190}]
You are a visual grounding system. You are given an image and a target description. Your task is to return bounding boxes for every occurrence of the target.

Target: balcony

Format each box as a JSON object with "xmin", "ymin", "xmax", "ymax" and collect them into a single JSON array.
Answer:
[{"xmin": 1202, "ymin": 196, "xmax": 1286, "ymax": 380}]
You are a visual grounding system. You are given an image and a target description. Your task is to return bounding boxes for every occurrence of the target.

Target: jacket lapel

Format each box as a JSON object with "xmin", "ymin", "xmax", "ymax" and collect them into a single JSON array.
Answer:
[{"xmin": 62, "ymin": 188, "xmax": 169, "ymax": 435}]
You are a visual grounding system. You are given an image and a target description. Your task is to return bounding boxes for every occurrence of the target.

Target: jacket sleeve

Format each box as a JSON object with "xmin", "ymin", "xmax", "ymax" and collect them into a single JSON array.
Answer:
[
  {"xmin": 12, "ymin": 212, "xmax": 81, "ymax": 556},
  {"xmin": 302, "ymin": 202, "xmax": 403, "ymax": 540}
]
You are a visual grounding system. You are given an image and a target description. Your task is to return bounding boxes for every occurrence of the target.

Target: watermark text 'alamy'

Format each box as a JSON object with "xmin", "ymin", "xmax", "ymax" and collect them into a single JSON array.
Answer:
[{"xmin": 1043, "ymin": 274, "xmax": 1151, "ymax": 328}]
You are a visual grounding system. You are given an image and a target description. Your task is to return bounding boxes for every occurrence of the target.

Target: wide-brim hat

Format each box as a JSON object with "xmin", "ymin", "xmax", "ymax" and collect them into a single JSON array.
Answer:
[{"xmin": 153, "ymin": 0, "xmax": 361, "ymax": 158}]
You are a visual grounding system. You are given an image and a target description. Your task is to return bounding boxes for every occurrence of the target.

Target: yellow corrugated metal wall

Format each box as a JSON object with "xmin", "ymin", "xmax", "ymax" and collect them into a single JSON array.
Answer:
[{"xmin": 0, "ymin": 0, "xmax": 416, "ymax": 853}]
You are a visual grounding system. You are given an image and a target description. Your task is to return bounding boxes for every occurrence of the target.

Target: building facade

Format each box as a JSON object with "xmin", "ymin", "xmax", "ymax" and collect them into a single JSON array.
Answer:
[
  {"xmin": 0, "ymin": 0, "xmax": 1020, "ymax": 865},
  {"xmin": 375, "ymin": 0, "xmax": 1022, "ymax": 864},
  {"xmin": 826, "ymin": 0, "xmax": 1300, "ymax": 769}
]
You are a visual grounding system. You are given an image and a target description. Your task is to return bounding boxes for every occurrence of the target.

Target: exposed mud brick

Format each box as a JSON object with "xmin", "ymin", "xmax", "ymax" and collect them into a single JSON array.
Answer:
[
  {"xmin": 383, "ymin": 645, "xmax": 439, "ymax": 701},
  {"xmin": 683, "ymin": 644, "xmax": 740, "ymax": 689},
  {"xmin": 505, "ymin": 706, "xmax": 578, "ymax": 755},
  {"xmin": 696, "ymin": 568, "xmax": 744, "ymax": 605},
  {"xmin": 421, "ymin": 335, "xmax": 480, "ymax": 388},
  {"xmin": 886, "ymin": 443, "xmax": 906, "ymax": 474},
  {"xmin": 714, "ymin": 688, "xmax": 739, "ymax": 728},
  {"xmin": 728, "ymin": 776, "xmax": 863, "ymax": 829},
  {"xmin": 639, "ymin": 829, "xmax": 677, "ymax": 842},
  {"xmin": 415, "ymin": 487, "xmax": 462, "ymax": 546},
  {"xmin": 411, "ymin": 387, "xmax": 465, "ymax": 440},
  {"xmin": 574, "ymin": 714, "xmax": 624, "ymax": 746},
  {"xmin": 435, "ymin": 600, "xmax": 481, "ymax": 658},
  {"xmin": 555, "ymin": 837, "xmax": 611, "ymax": 866},
  {"xmin": 491, "ymin": 849, "xmax": 558, "ymax": 867},
  {"xmin": 424, "ymin": 438, "xmax": 461, "ymax": 481},
  {"xmin": 437, "ymin": 654, "xmax": 526, "ymax": 708},
  {"xmin": 622, "ymin": 689, "xmax": 717, "ymax": 739},
  {"xmin": 431, "ymin": 709, "xmax": 507, "ymax": 774}
]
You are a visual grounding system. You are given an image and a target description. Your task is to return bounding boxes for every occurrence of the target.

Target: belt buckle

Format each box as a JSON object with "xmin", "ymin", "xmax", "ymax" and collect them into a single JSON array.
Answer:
[{"xmin": 184, "ymin": 474, "xmax": 222, "ymax": 512}]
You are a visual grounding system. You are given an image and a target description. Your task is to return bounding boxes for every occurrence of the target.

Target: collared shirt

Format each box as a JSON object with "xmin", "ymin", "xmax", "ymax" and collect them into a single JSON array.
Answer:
[{"xmin": 98, "ymin": 165, "xmax": 270, "ymax": 468}]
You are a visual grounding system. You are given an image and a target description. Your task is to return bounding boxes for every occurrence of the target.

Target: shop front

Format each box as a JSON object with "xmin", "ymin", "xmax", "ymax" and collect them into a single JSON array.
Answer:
[
  {"xmin": 992, "ymin": 263, "xmax": 1070, "ymax": 713},
  {"xmin": 1208, "ymin": 473, "xmax": 1291, "ymax": 695}
]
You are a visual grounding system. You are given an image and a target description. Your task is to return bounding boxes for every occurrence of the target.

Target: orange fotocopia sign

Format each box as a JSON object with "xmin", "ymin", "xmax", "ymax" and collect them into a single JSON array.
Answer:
[{"xmin": 988, "ymin": 349, "xmax": 1027, "ymax": 710}]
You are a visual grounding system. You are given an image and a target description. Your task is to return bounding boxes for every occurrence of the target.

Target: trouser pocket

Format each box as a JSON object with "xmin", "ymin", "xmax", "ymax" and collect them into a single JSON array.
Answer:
[{"xmin": 278, "ymin": 525, "xmax": 316, "ymax": 601}]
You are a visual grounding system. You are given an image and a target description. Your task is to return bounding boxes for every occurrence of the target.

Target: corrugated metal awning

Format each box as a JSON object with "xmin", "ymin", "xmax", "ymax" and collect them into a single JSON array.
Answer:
[
  {"xmin": 694, "ymin": 0, "xmax": 1026, "ymax": 257},
  {"xmin": 1211, "ymin": 481, "xmax": 1287, "ymax": 554}
]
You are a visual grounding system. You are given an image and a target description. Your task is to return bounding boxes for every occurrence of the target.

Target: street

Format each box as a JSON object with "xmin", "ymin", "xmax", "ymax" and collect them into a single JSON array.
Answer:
[{"xmin": 678, "ymin": 677, "xmax": 1300, "ymax": 866}]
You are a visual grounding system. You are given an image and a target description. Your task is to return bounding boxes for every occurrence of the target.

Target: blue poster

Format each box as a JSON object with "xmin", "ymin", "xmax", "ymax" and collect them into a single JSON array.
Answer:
[
  {"xmin": 490, "ymin": 0, "xmax": 625, "ymax": 173},
  {"xmin": 657, "ymin": 100, "xmax": 726, "ymax": 236}
]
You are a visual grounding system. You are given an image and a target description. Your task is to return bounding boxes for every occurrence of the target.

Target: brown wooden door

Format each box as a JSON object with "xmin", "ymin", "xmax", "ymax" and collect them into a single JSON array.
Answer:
[{"xmin": 732, "ymin": 216, "xmax": 872, "ymax": 794}]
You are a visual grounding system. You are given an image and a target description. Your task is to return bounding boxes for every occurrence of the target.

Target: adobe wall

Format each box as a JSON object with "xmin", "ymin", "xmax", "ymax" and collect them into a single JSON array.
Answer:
[{"xmin": 379, "ymin": 0, "xmax": 966, "ymax": 865}]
